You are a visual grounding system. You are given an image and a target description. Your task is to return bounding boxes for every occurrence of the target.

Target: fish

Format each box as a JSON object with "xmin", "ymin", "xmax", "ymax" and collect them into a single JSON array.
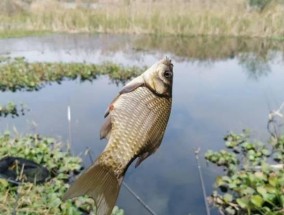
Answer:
[{"xmin": 63, "ymin": 58, "xmax": 174, "ymax": 215}]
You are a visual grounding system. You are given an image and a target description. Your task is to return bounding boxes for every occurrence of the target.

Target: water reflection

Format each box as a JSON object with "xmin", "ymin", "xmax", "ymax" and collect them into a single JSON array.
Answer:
[
  {"xmin": 134, "ymin": 36, "xmax": 284, "ymax": 60},
  {"xmin": 238, "ymin": 52, "xmax": 272, "ymax": 80},
  {"xmin": 134, "ymin": 36, "xmax": 284, "ymax": 80},
  {"xmin": 1, "ymin": 34, "xmax": 284, "ymax": 215},
  {"xmin": 1, "ymin": 34, "xmax": 283, "ymax": 79}
]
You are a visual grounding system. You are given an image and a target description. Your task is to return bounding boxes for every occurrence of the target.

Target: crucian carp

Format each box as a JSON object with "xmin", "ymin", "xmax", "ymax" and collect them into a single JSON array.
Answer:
[{"xmin": 63, "ymin": 58, "xmax": 174, "ymax": 215}]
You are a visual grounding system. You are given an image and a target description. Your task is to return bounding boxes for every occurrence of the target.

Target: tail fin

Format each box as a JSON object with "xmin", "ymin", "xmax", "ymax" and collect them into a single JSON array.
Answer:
[{"xmin": 63, "ymin": 163, "xmax": 123, "ymax": 215}]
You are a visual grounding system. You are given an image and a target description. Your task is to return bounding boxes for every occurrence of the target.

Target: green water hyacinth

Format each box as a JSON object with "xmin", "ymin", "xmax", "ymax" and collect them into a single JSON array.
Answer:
[
  {"xmin": 0, "ymin": 57, "xmax": 144, "ymax": 92},
  {"xmin": 0, "ymin": 102, "xmax": 27, "ymax": 118},
  {"xmin": 0, "ymin": 132, "xmax": 124, "ymax": 215},
  {"xmin": 205, "ymin": 130, "xmax": 284, "ymax": 215}
]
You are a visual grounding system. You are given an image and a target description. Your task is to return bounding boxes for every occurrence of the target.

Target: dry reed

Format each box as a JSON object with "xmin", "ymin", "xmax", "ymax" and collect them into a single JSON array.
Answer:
[{"xmin": 0, "ymin": 0, "xmax": 284, "ymax": 38}]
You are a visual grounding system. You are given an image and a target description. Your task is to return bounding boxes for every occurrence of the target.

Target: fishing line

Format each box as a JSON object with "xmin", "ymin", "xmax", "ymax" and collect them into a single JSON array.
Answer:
[
  {"xmin": 194, "ymin": 148, "xmax": 211, "ymax": 215},
  {"xmin": 122, "ymin": 182, "xmax": 157, "ymax": 215}
]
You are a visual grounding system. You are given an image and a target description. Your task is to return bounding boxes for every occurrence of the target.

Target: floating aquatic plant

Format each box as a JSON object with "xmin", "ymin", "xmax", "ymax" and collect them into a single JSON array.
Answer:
[
  {"xmin": 0, "ymin": 102, "xmax": 28, "ymax": 118},
  {"xmin": 0, "ymin": 132, "xmax": 124, "ymax": 215},
  {"xmin": 0, "ymin": 57, "xmax": 144, "ymax": 92},
  {"xmin": 206, "ymin": 127, "xmax": 284, "ymax": 214}
]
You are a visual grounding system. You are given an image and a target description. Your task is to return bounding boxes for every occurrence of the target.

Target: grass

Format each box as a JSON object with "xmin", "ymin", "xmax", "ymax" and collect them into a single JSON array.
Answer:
[
  {"xmin": 1, "ymin": 0, "xmax": 284, "ymax": 38},
  {"xmin": 0, "ymin": 29, "xmax": 48, "ymax": 39}
]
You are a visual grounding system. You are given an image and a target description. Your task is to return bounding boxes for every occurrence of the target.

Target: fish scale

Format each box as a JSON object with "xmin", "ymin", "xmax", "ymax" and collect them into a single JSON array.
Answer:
[{"xmin": 98, "ymin": 86, "xmax": 171, "ymax": 178}]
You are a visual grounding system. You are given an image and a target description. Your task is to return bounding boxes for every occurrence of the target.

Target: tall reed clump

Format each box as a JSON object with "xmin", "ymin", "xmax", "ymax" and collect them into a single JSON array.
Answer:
[{"xmin": 1, "ymin": 0, "xmax": 284, "ymax": 38}]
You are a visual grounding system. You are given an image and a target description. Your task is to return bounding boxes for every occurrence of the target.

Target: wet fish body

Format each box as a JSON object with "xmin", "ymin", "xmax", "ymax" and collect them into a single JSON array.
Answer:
[
  {"xmin": 99, "ymin": 86, "xmax": 171, "ymax": 177},
  {"xmin": 63, "ymin": 58, "xmax": 174, "ymax": 215}
]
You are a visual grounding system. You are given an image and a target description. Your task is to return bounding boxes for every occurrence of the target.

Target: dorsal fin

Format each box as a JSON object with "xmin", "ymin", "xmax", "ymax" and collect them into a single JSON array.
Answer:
[{"xmin": 119, "ymin": 81, "xmax": 144, "ymax": 94}]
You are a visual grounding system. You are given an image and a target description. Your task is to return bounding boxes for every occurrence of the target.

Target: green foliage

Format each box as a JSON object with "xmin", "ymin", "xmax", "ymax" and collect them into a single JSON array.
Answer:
[
  {"xmin": 205, "ymin": 130, "xmax": 284, "ymax": 214},
  {"xmin": 0, "ymin": 102, "xmax": 28, "ymax": 117},
  {"xmin": 0, "ymin": 30, "xmax": 48, "ymax": 39},
  {"xmin": 0, "ymin": 57, "xmax": 143, "ymax": 92},
  {"xmin": 249, "ymin": 0, "xmax": 272, "ymax": 10},
  {"xmin": 0, "ymin": 132, "xmax": 124, "ymax": 215}
]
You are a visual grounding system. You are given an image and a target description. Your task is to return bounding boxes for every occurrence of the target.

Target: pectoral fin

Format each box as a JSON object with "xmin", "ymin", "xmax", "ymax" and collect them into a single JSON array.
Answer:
[
  {"xmin": 135, "ymin": 135, "xmax": 164, "ymax": 168},
  {"xmin": 100, "ymin": 114, "xmax": 112, "ymax": 140},
  {"xmin": 135, "ymin": 151, "xmax": 150, "ymax": 168},
  {"xmin": 103, "ymin": 79, "xmax": 144, "ymax": 118},
  {"xmin": 101, "ymin": 78, "xmax": 144, "ymax": 139},
  {"xmin": 119, "ymin": 81, "xmax": 144, "ymax": 94}
]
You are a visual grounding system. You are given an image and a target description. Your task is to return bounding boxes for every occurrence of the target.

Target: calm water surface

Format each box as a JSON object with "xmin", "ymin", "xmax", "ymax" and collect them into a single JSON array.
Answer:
[{"xmin": 1, "ymin": 34, "xmax": 284, "ymax": 215}]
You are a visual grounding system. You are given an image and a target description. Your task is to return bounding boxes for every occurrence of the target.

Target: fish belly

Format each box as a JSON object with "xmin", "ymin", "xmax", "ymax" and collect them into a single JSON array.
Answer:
[{"xmin": 98, "ymin": 87, "xmax": 172, "ymax": 177}]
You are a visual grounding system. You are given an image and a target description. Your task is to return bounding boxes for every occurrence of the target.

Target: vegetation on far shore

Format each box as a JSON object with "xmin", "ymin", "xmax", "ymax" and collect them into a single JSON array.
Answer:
[
  {"xmin": 1, "ymin": 0, "xmax": 284, "ymax": 38},
  {"xmin": 0, "ymin": 29, "xmax": 48, "ymax": 39}
]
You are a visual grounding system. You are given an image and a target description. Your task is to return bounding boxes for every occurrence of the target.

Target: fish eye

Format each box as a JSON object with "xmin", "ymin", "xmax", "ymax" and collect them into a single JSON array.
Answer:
[{"xmin": 163, "ymin": 70, "xmax": 172, "ymax": 79}]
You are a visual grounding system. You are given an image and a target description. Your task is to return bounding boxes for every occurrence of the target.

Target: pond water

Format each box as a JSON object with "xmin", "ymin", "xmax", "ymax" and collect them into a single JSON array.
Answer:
[{"xmin": 1, "ymin": 34, "xmax": 284, "ymax": 215}]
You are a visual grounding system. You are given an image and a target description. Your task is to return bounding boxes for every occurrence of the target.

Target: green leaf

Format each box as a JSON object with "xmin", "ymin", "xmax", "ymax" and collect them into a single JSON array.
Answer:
[
  {"xmin": 226, "ymin": 141, "xmax": 234, "ymax": 148},
  {"xmin": 261, "ymin": 148, "xmax": 270, "ymax": 156},
  {"xmin": 280, "ymin": 195, "xmax": 284, "ymax": 207},
  {"xmin": 254, "ymin": 171, "xmax": 267, "ymax": 181},
  {"xmin": 257, "ymin": 186, "xmax": 267, "ymax": 197},
  {"xmin": 251, "ymin": 195, "xmax": 263, "ymax": 208},
  {"xmin": 225, "ymin": 206, "xmax": 235, "ymax": 215},
  {"xmin": 273, "ymin": 152, "xmax": 282, "ymax": 162},
  {"xmin": 269, "ymin": 175, "xmax": 278, "ymax": 187},
  {"xmin": 215, "ymin": 176, "xmax": 224, "ymax": 187},
  {"xmin": 265, "ymin": 184, "xmax": 277, "ymax": 194},
  {"xmin": 242, "ymin": 187, "xmax": 255, "ymax": 195},
  {"xmin": 236, "ymin": 197, "xmax": 249, "ymax": 209},
  {"xmin": 224, "ymin": 193, "xmax": 233, "ymax": 203},
  {"xmin": 0, "ymin": 179, "xmax": 9, "ymax": 190}
]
